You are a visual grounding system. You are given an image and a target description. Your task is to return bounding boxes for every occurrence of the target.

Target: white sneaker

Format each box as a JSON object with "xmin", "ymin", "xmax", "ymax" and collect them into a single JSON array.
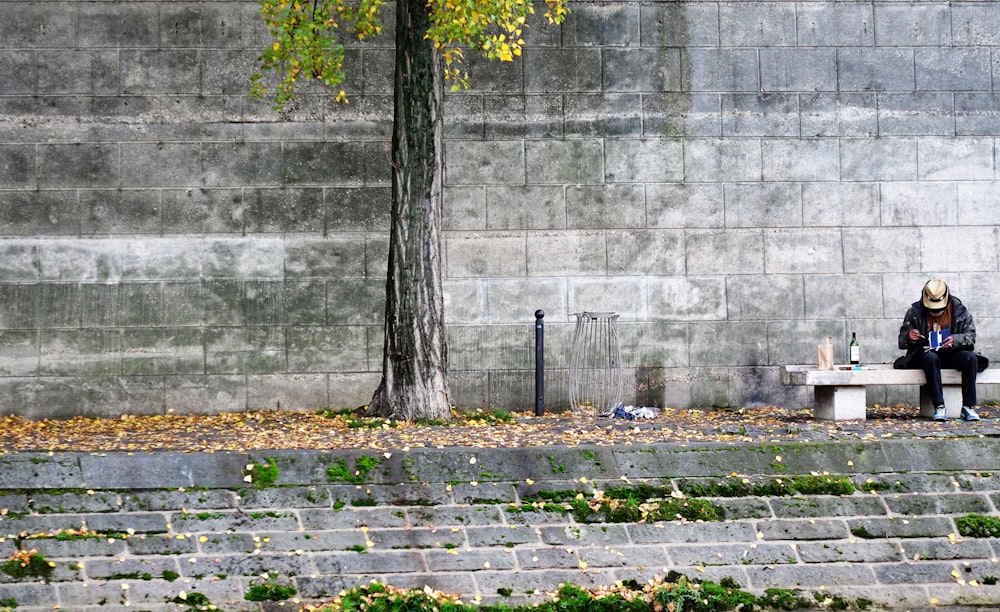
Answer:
[
  {"xmin": 961, "ymin": 406, "xmax": 980, "ymax": 421},
  {"xmin": 933, "ymin": 406, "xmax": 947, "ymax": 421}
]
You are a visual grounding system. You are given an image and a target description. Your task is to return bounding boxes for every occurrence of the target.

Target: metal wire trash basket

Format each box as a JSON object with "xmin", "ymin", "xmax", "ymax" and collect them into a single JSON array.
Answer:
[{"xmin": 568, "ymin": 312, "xmax": 623, "ymax": 417}]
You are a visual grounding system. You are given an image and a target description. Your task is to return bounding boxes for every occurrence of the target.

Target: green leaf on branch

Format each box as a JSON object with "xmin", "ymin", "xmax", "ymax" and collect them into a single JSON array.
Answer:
[{"xmin": 250, "ymin": 0, "xmax": 567, "ymax": 109}]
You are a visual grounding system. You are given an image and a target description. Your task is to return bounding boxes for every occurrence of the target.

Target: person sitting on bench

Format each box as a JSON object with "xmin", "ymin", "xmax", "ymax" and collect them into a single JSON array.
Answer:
[{"xmin": 896, "ymin": 278, "xmax": 982, "ymax": 422}]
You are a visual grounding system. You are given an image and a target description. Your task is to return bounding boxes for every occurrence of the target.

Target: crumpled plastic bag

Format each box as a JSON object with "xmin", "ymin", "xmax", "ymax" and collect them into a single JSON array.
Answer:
[{"xmin": 611, "ymin": 404, "xmax": 661, "ymax": 420}]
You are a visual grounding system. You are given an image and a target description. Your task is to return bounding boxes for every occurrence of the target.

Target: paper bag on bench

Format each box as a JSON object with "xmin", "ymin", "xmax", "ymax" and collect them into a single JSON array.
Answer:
[{"xmin": 818, "ymin": 338, "xmax": 834, "ymax": 371}]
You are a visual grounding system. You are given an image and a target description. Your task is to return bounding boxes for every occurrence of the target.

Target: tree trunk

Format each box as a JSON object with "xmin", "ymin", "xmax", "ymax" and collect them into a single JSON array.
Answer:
[{"xmin": 367, "ymin": 0, "xmax": 452, "ymax": 420}]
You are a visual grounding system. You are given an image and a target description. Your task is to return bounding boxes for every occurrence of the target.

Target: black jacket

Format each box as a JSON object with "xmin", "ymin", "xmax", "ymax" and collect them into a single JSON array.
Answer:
[{"xmin": 895, "ymin": 296, "xmax": 987, "ymax": 371}]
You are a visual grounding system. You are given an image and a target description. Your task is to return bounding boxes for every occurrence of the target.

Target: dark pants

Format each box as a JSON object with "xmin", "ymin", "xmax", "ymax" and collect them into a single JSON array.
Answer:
[{"xmin": 911, "ymin": 349, "xmax": 979, "ymax": 407}]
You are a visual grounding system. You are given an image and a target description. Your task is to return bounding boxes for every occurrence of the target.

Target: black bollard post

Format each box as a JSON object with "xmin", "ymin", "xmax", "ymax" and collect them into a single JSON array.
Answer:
[{"xmin": 534, "ymin": 309, "xmax": 544, "ymax": 416}]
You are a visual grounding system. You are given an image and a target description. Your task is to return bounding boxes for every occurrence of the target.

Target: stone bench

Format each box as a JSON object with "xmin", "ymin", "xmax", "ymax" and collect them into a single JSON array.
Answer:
[{"xmin": 781, "ymin": 364, "xmax": 1000, "ymax": 420}]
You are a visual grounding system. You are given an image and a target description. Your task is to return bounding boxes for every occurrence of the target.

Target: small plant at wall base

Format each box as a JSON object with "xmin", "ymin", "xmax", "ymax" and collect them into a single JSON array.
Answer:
[
  {"xmin": 317, "ymin": 407, "xmax": 514, "ymax": 427},
  {"xmin": 245, "ymin": 572, "xmax": 297, "ymax": 601},
  {"xmin": 316, "ymin": 408, "xmax": 402, "ymax": 429},
  {"xmin": 573, "ymin": 494, "xmax": 720, "ymax": 524},
  {"xmin": 678, "ymin": 475, "xmax": 855, "ymax": 498},
  {"xmin": 1, "ymin": 549, "xmax": 54, "ymax": 580},
  {"xmin": 457, "ymin": 408, "xmax": 514, "ymax": 425},
  {"xmin": 309, "ymin": 578, "xmax": 875, "ymax": 611},
  {"xmin": 758, "ymin": 587, "xmax": 815, "ymax": 610},
  {"xmin": 246, "ymin": 582, "xmax": 297, "ymax": 601},
  {"xmin": 525, "ymin": 486, "xmax": 723, "ymax": 524},
  {"xmin": 956, "ymin": 513, "xmax": 1000, "ymax": 538},
  {"xmin": 169, "ymin": 591, "xmax": 217, "ymax": 611},
  {"xmin": 327, "ymin": 455, "xmax": 381, "ymax": 484},
  {"xmin": 245, "ymin": 457, "xmax": 279, "ymax": 489}
]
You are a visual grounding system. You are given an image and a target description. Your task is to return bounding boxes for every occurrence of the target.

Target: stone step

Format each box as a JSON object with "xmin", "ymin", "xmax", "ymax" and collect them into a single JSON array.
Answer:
[{"xmin": 2, "ymin": 440, "xmax": 1000, "ymax": 610}]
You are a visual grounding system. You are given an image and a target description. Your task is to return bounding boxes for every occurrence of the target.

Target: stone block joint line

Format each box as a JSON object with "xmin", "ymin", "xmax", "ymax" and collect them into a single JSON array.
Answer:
[{"xmin": 2, "ymin": 440, "xmax": 1000, "ymax": 609}]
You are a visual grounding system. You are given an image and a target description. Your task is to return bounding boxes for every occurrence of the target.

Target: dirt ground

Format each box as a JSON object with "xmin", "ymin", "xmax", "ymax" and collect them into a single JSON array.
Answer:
[{"xmin": 1, "ymin": 403, "xmax": 998, "ymax": 453}]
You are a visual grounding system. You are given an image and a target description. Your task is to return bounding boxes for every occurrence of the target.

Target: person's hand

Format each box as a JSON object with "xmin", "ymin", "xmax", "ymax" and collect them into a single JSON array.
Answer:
[
  {"xmin": 942, "ymin": 335, "xmax": 955, "ymax": 349},
  {"xmin": 908, "ymin": 329, "xmax": 921, "ymax": 341}
]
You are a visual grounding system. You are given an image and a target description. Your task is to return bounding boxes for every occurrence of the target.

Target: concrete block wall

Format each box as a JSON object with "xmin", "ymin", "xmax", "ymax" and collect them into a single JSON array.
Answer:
[{"xmin": 1, "ymin": 0, "xmax": 1000, "ymax": 416}]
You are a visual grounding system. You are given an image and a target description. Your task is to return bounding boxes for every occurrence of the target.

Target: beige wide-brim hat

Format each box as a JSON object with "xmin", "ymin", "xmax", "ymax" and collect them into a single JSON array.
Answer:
[{"xmin": 922, "ymin": 278, "xmax": 949, "ymax": 310}]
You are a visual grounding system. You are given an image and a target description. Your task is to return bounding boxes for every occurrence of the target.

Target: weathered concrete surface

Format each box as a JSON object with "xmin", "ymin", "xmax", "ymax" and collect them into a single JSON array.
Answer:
[
  {"xmin": 3, "ymin": 438, "xmax": 1000, "ymax": 610},
  {"xmin": 3, "ymin": 1, "xmax": 1000, "ymax": 415}
]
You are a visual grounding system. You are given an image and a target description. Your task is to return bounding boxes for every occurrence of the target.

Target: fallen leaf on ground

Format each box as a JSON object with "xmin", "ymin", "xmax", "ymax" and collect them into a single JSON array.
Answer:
[{"xmin": 0, "ymin": 404, "xmax": 995, "ymax": 453}]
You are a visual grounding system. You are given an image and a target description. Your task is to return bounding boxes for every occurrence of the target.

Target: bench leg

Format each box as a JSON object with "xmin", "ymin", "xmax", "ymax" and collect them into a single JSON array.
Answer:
[
  {"xmin": 919, "ymin": 386, "xmax": 963, "ymax": 419},
  {"xmin": 814, "ymin": 386, "xmax": 867, "ymax": 420}
]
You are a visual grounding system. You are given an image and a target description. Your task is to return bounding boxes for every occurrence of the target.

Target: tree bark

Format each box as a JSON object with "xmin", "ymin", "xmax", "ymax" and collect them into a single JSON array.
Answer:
[{"xmin": 367, "ymin": 0, "xmax": 452, "ymax": 420}]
